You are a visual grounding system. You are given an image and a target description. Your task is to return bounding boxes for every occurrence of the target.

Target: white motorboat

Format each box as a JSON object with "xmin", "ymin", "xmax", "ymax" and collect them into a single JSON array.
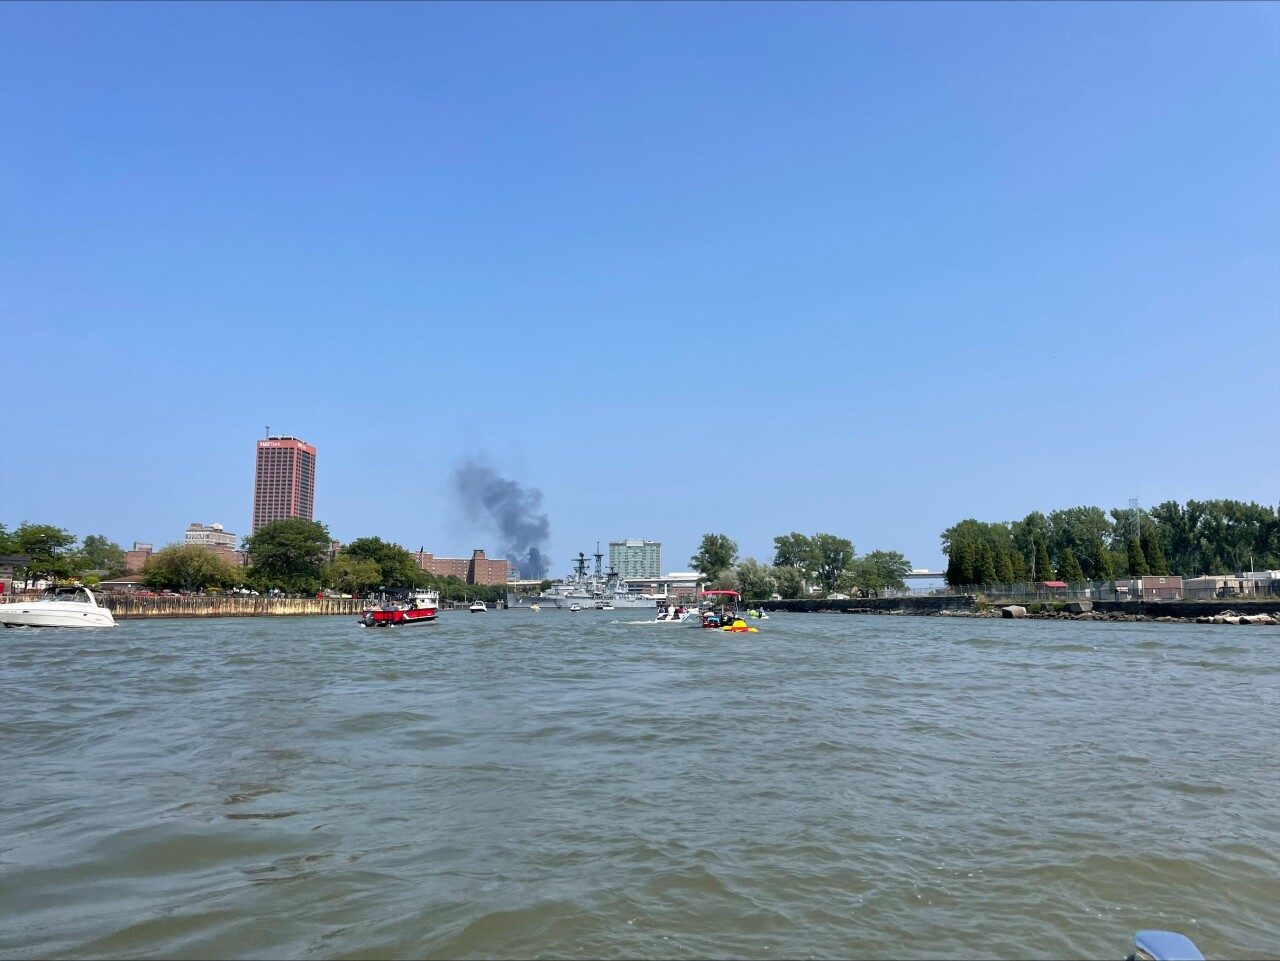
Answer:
[
  {"xmin": 1, "ymin": 587, "xmax": 116, "ymax": 629},
  {"xmin": 568, "ymin": 603, "xmax": 582, "ymax": 612},
  {"xmin": 469, "ymin": 600, "xmax": 487, "ymax": 613},
  {"xmin": 652, "ymin": 605, "xmax": 697, "ymax": 624}
]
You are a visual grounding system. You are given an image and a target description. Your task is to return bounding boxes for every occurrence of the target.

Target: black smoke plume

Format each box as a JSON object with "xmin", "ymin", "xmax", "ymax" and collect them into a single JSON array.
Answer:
[{"xmin": 451, "ymin": 461, "xmax": 551, "ymax": 579}]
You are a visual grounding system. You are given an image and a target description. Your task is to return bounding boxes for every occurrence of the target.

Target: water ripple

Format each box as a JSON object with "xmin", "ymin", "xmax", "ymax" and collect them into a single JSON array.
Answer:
[{"xmin": 0, "ymin": 612, "xmax": 1276, "ymax": 959}]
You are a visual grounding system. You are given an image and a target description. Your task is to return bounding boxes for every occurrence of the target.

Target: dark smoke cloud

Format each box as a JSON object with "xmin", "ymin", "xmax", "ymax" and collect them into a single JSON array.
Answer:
[{"xmin": 451, "ymin": 461, "xmax": 551, "ymax": 579}]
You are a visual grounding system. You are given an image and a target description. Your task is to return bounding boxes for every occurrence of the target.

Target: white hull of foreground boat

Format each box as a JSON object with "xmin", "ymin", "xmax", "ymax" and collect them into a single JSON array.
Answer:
[{"xmin": 2, "ymin": 588, "xmax": 116, "ymax": 629}]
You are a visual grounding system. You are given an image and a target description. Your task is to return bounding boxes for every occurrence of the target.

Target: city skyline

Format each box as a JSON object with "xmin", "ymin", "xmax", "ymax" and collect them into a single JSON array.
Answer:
[{"xmin": 1, "ymin": 3, "xmax": 1276, "ymax": 576}]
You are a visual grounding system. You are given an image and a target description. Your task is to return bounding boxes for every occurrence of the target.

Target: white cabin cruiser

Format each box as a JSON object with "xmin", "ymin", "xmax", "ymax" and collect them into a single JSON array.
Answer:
[
  {"xmin": 469, "ymin": 600, "xmax": 487, "ymax": 613},
  {"xmin": 2, "ymin": 587, "xmax": 116, "ymax": 629}
]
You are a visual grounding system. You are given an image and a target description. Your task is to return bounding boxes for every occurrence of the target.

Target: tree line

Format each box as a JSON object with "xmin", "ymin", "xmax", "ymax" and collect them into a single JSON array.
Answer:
[
  {"xmin": 688, "ymin": 531, "xmax": 912, "ymax": 600},
  {"xmin": 4, "ymin": 519, "xmax": 915, "ymax": 601},
  {"xmin": 0, "ymin": 519, "xmax": 532, "ymax": 603},
  {"xmin": 941, "ymin": 499, "xmax": 1279, "ymax": 586},
  {"xmin": 0, "ymin": 524, "xmax": 129, "ymax": 586}
]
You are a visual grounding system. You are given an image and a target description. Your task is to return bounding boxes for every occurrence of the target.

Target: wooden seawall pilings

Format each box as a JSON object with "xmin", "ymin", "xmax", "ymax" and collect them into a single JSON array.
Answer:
[{"xmin": 102, "ymin": 596, "xmax": 366, "ymax": 619}]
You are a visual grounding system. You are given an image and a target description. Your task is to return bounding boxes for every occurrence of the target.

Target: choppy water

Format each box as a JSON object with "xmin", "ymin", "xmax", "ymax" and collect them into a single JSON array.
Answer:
[{"xmin": 1, "ymin": 610, "xmax": 1277, "ymax": 960}]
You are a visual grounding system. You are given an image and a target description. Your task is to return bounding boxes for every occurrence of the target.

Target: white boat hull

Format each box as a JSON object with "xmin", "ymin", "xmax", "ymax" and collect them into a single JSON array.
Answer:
[{"xmin": 2, "ymin": 605, "xmax": 116, "ymax": 629}]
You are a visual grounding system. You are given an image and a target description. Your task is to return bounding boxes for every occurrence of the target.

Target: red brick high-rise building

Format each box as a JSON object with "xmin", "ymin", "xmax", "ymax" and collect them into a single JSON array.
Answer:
[{"xmin": 252, "ymin": 435, "xmax": 316, "ymax": 534}]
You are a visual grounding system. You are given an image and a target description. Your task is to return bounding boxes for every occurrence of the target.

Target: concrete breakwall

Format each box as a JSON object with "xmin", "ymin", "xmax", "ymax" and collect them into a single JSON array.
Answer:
[
  {"xmin": 766, "ymin": 596, "xmax": 1279, "ymax": 621},
  {"xmin": 1087, "ymin": 599, "xmax": 1280, "ymax": 619},
  {"xmin": 765, "ymin": 596, "xmax": 977, "ymax": 615},
  {"xmin": 102, "ymin": 595, "xmax": 365, "ymax": 619}
]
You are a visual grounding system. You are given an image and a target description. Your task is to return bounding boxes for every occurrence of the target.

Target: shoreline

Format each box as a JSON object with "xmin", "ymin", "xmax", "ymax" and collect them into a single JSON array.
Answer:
[{"xmin": 765, "ymin": 595, "xmax": 1280, "ymax": 626}]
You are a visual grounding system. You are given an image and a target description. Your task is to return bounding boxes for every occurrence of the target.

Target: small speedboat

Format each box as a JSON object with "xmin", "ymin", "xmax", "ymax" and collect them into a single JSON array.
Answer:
[
  {"xmin": 529, "ymin": 604, "xmax": 540, "ymax": 612},
  {"xmin": 2, "ymin": 587, "xmax": 116, "ymax": 629},
  {"xmin": 469, "ymin": 600, "xmax": 487, "ymax": 613},
  {"xmin": 653, "ymin": 606, "xmax": 697, "ymax": 624},
  {"xmin": 568, "ymin": 603, "xmax": 582, "ymax": 612}
]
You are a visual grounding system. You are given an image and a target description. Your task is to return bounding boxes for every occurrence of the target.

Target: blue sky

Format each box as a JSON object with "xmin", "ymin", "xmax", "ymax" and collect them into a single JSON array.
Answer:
[{"xmin": 1, "ymin": 1, "xmax": 1277, "ymax": 577}]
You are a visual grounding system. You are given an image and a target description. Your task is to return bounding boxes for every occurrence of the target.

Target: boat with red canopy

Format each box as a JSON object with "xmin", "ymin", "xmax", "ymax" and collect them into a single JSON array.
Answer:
[{"xmin": 696, "ymin": 590, "xmax": 758, "ymax": 632}]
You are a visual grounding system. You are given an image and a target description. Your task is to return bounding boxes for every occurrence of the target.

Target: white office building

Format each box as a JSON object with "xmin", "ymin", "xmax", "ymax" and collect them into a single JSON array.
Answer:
[
  {"xmin": 610, "ymin": 539, "xmax": 662, "ymax": 579},
  {"xmin": 185, "ymin": 523, "xmax": 237, "ymax": 549}
]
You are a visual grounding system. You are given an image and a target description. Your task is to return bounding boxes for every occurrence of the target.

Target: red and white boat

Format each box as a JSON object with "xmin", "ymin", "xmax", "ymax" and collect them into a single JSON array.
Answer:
[{"xmin": 359, "ymin": 589, "xmax": 440, "ymax": 627}]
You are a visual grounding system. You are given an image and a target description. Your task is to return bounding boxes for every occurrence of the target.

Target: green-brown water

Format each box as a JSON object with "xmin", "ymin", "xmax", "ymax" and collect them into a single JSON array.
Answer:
[{"xmin": 2, "ymin": 611, "xmax": 1277, "ymax": 959}]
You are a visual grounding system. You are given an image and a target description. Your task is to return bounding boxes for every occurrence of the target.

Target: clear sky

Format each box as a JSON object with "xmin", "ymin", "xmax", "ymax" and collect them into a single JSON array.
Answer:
[{"xmin": 2, "ymin": 1, "xmax": 1277, "ymax": 578}]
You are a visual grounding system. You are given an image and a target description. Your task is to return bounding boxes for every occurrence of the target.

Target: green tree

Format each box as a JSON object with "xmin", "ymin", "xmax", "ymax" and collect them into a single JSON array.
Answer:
[
  {"xmin": 1127, "ymin": 536, "xmax": 1149, "ymax": 577},
  {"xmin": 945, "ymin": 540, "xmax": 966, "ymax": 586},
  {"xmin": 849, "ymin": 550, "xmax": 912, "ymax": 594},
  {"xmin": 341, "ymin": 537, "xmax": 423, "ymax": 587},
  {"xmin": 1191, "ymin": 499, "xmax": 1278, "ymax": 573},
  {"xmin": 1140, "ymin": 526, "xmax": 1170, "ymax": 575},
  {"xmin": 13, "ymin": 523, "xmax": 79, "ymax": 585},
  {"xmin": 0, "ymin": 523, "xmax": 16, "ymax": 555},
  {"xmin": 772, "ymin": 565, "xmax": 804, "ymax": 599},
  {"xmin": 955, "ymin": 539, "xmax": 978, "ymax": 585},
  {"xmin": 1059, "ymin": 547, "xmax": 1085, "ymax": 583},
  {"xmin": 978, "ymin": 541, "xmax": 998, "ymax": 585},
  {"xmin": 141, "ymin": 544, "xmax": 241, "ymax": 591},
  {"xmin": 1148, "ymin": 500, "xmax": 1198, "ymax": 574},
  {"xmin": 691, "ymin": 533, "xmax": 738, "ymax": 583},
  {"xmin": 80, "ymin": 534, "xmax": 128, "ymax": 576},
  {"xmin": 711, "ymin": 567, "xmax": 743, "ymax": 594},
  {"xmin": 1012, "ymin": 512, "xmax": 1052, "ymax": 573},
  {"xmin": 997, "ymin": 550, "xmax": 1015, "ymax": 585},
  {"xmin": 772, "ymin": 533, "xmax": 815, "ymax": 573},
  {"xmin": 325, "ymin": 555, "xmax": 382, "ymax": 594},
  {"xmin": 734, "ymin": 558, "xmax": 778, "ymax": 601},
  {"xmin": 242, "ymin": 518, "xmax": 332, "ymax": 592},
  {"xmin": 811, "ymin": 533, "xmax": 855, "ymax": 593},
  {"xmin": 1092, "ymin": 539, "xmax": 1115, "ymax": 580},
  {"xmin": 1048, "ymin": 506, "xmax": 1112, "ymax": 570},
  {"xmin": 1034, "ymin": 539, "xmax": 1053, "ymax": 583},
  {"xmin": 942, "ymin": 518, "xmax": 1013, "ymax": 586},
  {"xmin": 1008, "ymin": 548, "xmax": 1027, "ymax": 583}
]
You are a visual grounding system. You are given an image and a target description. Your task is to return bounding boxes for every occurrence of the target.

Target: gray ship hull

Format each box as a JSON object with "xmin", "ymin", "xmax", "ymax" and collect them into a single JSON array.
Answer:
[{"xmin": 504, "ymin": 591, "xmax": 656, "ymax": 609}]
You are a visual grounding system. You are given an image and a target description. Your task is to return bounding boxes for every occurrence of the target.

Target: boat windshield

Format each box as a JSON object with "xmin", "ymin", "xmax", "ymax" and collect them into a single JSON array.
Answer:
[{"xmin": 48, "ymin": 589, "xmax": 90, "ymax": 602}]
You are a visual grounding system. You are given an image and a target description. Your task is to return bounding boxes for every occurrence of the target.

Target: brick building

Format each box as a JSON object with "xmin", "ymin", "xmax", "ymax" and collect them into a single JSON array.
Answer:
[
  {"xmin": 412, "ymin": 548, "xmax": 510, "ymax": 586},
  {"xmin": 252, "ymin": 435, "xmax": 316, "ymax": 534},
  {"xmin": 125, "ymin": 542, "xmax": 154, "ymax": 573}
]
